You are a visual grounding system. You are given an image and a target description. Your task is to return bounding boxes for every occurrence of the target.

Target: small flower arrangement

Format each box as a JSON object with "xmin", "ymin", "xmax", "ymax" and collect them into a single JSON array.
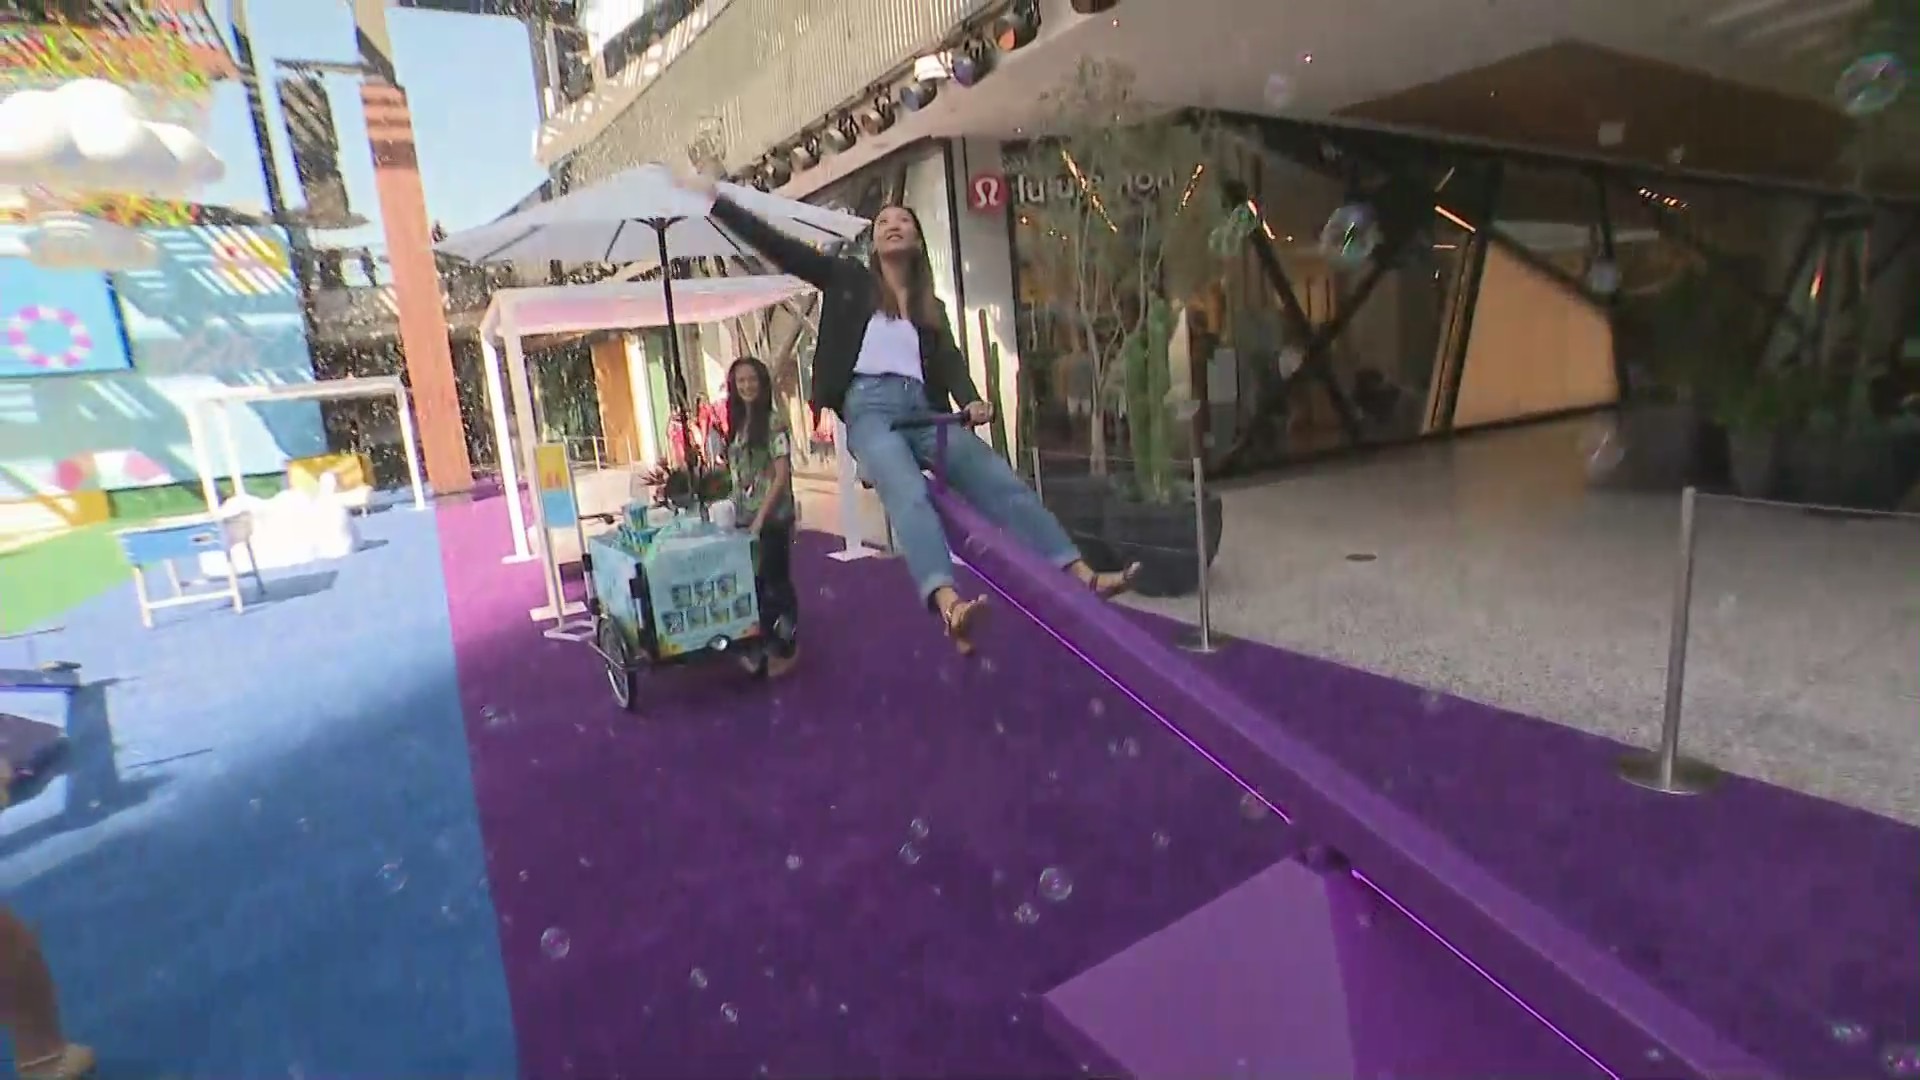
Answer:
[{"xmin": 641, "ymin": 460, "xmax": 731, "ymax": 510}]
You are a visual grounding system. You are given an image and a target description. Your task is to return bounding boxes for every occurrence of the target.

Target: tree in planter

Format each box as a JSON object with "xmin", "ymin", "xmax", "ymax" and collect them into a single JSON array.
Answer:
[
  {"xmin": 1012, "ymin": 59, "xmax": 1232, "ymax": 591},
  {"xmin": 1773, "ymin": 0, "xmax": 1920, "ymax": 508},
  {"xmin": 1011, "ymin": 59, "xmax": 1227, "ymax": 477}
]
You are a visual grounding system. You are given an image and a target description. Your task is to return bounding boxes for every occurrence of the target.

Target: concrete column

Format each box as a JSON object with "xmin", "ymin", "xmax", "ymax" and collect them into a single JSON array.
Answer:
[{"xmin": 352, "ymin": 0, "xmax": 474, "ymax": 496}]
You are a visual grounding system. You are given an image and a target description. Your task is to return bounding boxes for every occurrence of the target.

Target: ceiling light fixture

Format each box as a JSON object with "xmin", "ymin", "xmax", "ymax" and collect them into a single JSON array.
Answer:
[
  {"xmin": 821, "ymin": 116, "xmax": 857, "ymax": 154},
  {"xmin": 951, "ymin": 41, "xmax": 992, "ymax": 87},
  {"xmin": 1069, "ymin": 0, "xmax": 1119, "ymax": 13},
  {"xmin": 993, "ymin": 1, "xmax": 1040, "ymax": 50},
  {"xmin": 790, "ymin": 136, "xmax": 821, "ymax": 172},
  {"xmin": 899, "ymin": 79, "xmax": 939, "ymax": 112},
  {"xmin": 763, "ymin": 153, "xmax": 792, "ymax": 188},
  {"xmin": 856, "ymin": 96, "xmax": 896, "ymax": 136}
]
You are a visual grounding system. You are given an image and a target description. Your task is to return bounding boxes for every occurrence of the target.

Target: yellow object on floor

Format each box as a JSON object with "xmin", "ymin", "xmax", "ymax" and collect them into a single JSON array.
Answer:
[{"xmin": 287, "ymin": 453, "xmax": 372, "ymax": 496}]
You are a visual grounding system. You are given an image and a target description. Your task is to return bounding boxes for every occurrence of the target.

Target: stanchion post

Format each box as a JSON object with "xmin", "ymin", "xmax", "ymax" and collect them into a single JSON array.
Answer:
[
  {"xmin": 1619, "ymin": 485, "xmax": 1721, "ymax": 795},
  {"xmin": 1177, "ymin": 454, "xmax": 1226, "ymax": 655}
]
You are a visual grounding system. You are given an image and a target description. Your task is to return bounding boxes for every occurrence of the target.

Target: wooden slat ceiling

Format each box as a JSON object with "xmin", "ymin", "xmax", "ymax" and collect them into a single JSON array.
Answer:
[{"xmin": 1338, "ymin": 40, "xmax": 1913, "ymax": 193}]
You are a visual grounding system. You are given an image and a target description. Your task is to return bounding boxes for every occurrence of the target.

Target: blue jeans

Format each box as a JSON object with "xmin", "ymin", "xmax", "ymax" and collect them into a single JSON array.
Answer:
[{"xmin": 844, "ymin": 375, "xmax": 1081, "ymax": 605}]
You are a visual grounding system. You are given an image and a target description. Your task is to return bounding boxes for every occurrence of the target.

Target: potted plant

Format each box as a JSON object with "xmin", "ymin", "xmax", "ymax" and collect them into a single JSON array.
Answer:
[
  {"xmin": 1013, "ymin": 59, "xmax": 1230, "ymax": 590},
  {"xmin": 640, "ymin": 459, "xmax": 731, "ymax": 512},
  {"xmin": 1780, "ymin": 361, "xmax": 1917, "ymax": 510},
  {"xmin": 1600, "ymin": 265, "xmax": 1739, "ymax": 491},
  {"xmin": 1713, "ymin": 364, "xmax": 1801, "ymax": 498},
  {"xmin": 1103, "ymin": 297, "xmax": 1226, "ymax": 596}
]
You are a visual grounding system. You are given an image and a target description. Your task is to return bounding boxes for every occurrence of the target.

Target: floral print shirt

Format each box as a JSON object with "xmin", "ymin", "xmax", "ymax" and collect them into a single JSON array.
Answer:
[{"xmin": 728, "ymin": 411, "xmax": 795, "ymax": 526}]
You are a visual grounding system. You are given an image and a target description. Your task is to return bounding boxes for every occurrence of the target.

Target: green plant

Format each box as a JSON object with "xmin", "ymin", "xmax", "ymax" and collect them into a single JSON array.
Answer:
[
  {"xmin": 1122, "ymin": 297, "xmax": 1176, "ymax": 502},
  {"xmin": 976, "ymin": 309, "xmax": 1011, "ymax": 460},
  {"xmin": 1713, "ymin": 364, "xmax": 1803, "ymax": 434},
  {"xmin": 1013, "ymin": 58, "xmax": 1228, "ymax": 477}
]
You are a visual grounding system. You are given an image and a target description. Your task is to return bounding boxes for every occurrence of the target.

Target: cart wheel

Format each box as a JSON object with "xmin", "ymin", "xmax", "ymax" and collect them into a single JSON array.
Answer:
[{"xmin": 597, "ymin": 618, "xmax": 641, "ymax": 713}]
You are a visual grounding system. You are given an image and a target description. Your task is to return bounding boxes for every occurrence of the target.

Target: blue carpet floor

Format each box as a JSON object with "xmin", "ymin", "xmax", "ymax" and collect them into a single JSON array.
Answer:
[{"xmin": 0, "ymin": 510, "xmax": 516, "ymax": 1077}]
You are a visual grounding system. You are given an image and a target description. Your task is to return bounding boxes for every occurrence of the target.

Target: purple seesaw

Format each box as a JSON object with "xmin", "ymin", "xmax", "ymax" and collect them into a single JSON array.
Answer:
[{"xmin": 895, "ymin": 412, "xmax": 1773, "ymax": 1080}]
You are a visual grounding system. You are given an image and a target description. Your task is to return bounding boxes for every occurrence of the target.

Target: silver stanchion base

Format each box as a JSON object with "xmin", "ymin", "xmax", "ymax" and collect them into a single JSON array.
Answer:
[
  {"xmin": 1617, "ymin": 751, "xmax": 1723, "ymax": 796},
  {"xmin": 1175, "ymin": 627, "xmax": 1229, "ymax": 654}
]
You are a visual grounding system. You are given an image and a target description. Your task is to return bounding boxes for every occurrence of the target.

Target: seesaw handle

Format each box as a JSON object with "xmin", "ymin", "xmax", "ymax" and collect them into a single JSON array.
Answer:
[{"xmin": 890, "ymin": 412, "xmax": 975, "ymax": 487}]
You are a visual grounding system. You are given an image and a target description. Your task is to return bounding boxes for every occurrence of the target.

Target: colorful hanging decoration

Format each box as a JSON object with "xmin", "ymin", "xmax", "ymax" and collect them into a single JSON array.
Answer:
[{"xmin": 0, "ymin": 11, "xmax": 233, "ymax": 94}]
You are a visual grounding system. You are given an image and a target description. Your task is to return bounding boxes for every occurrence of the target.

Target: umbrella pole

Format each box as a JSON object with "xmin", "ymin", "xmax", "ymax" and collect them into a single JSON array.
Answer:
[{"xmin": 653, "ymin": 219, "xmax": 704, "ymax": 520}]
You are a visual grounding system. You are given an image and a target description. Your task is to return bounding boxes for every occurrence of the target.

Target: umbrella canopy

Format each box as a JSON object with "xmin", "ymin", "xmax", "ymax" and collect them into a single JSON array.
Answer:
[{"xmin": 434, "ymin": 162, "xmax": 869, "ymax": 266}]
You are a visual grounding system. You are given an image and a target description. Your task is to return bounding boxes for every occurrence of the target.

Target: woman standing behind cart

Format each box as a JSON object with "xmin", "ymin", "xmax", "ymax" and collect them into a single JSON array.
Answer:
[{"xmin": 723, "ymin": 355, "xmax": 801, "ymax": 677}]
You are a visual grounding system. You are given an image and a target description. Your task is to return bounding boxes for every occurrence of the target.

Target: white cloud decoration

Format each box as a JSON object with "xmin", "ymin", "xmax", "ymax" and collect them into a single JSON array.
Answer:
[
  {"xmin": 0, "ymin": 78, "xmax": 225, "ymax": 198},
  {"xmin": 23, "ymin": 211, "xmax": 159, "ymax": 272}
]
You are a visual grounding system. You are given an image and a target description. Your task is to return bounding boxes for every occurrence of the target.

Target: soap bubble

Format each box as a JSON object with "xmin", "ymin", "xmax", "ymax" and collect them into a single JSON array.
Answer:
[
  {"xmin": 1238, "ymin": 791, "xmax": 1270, "ymax": 820},
  {"xmin": 1088, "ymin": 699, "xmax": 1106, "ymax": 718},
  {"xmin": 1039, "ymin": 867, "xmax": 1074, "ymax": 902},
  {"xmin": 1151, "ymin": 829, "xmax": 1171, "ymax": 850},
  {"xmin": 1418, "ymin": 690, "xmax": 1446, "ymax": 715},
  {"xmin": 899, "ymin": 842, "xmax": 923, "ymax": 866},
  {"xmin": 1582, "ymin": 422, "xmax": 1626, "ymax": 479},
  {"xmin": 690, "ymin": 967, "xmax": 709, "ymax": 990},
  {"xmin": 1121, "ymin": 736, "xmax": 1141, "ymax": 758},
  {"xmin": 1585, "ymin": 257, "xmax": 1620, "ymax": 296},
  {"xmin": 908, "ymin": 818, "xmax": 930, "ymax": 840},
  {"xmin": 785, "ymin": 854, "xmax": 803, "ymax": 871},
  {"xmin": 377, "ymin": 861, "xmax": 407, "ymax": 893},
  {"xmin": 1828, "ymin": 1020, "xmax": 1869, "ymax": 1045},
  {"xmin": 1012, "ymin": 902, "xmax": 1040, "ymax": 925},
  {"xmin": 1883, "ymin": 1044, "xmax": 1920, "ymax": 1078},
  {"xmin": 1319, "ymin": 204, "xmax": 1380, "ymax": 269},
  {"xmin": 1263, "ymin": 72, "xmax": 1294, "ymax": 109},
  {"xmin": 720, "ymin": 1002, "xmax": 740, "ymax": 1024},
  {"xmin": 1836, "ymin": 53, "xmax": 1908, "ymax": 117},
  {"xmin": 539, "ymin": 927, "xmax": 571, "ymax": 959}
]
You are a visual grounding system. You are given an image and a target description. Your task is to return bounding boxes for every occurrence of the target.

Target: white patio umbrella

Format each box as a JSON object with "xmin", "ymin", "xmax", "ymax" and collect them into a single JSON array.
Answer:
[
  {"xmin": 435, "ymin": 162, "xmax": 867, "ymax": 266},
  {"xmin": 436, "ymin": 161, "xmax": 867, "ymax": 498}
]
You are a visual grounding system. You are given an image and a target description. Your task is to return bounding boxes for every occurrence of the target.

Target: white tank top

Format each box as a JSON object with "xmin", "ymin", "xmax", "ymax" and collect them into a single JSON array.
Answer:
[{"xmin": 853, "ymin": 314, "xmax": 924, "ymax": 382}]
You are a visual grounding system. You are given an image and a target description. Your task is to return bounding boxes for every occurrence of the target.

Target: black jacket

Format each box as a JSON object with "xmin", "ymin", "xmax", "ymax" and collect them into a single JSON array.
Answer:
[{"xmin": 709, "ymin": 196, "xmax": 981, "ymax": 420}]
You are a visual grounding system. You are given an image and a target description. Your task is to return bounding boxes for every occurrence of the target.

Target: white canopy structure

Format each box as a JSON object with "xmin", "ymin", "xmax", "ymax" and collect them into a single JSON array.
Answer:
[
  {"xmin": 478, "ymin": 275, "xmax": 817, "ymax": 632},
  {"xmin": 186, "ymin": 375, "xmax": 426, "ymax": 516}
]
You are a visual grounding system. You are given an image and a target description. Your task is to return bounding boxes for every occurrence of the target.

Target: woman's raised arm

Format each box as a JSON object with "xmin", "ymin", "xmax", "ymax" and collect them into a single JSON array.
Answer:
[{"xmin": 709, "ymin": 196, "xmax": 841, "ymax": 290}]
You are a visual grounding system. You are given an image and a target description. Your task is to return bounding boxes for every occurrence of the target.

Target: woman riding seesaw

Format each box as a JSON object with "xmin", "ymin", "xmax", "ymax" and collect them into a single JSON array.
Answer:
[{"xmin": 680, "ymin": 172, "xmax": 1139, "ymax": 654}]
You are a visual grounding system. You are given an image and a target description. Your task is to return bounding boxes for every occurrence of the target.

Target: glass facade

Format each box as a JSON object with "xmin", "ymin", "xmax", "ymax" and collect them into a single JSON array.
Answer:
[{"xmin": 1001, "ymin": 110, "xmax": 1920, "ymax": 483}]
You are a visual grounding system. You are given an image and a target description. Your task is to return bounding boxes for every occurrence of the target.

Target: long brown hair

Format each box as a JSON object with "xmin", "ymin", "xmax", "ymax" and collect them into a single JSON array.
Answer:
[{"xmin": 865, "ymin": 205, "xmax": 943, "ymax": 328}]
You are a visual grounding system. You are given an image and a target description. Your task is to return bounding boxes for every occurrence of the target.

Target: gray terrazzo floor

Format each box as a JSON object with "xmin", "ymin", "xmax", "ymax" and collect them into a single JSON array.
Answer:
[
  {"xmin": 795, "ymin": 422, "xmax": 1919, "ymax": 824},
  {"xmin": 1128, "ymin": 420, "xmax": 1920, "ymax": 826}
]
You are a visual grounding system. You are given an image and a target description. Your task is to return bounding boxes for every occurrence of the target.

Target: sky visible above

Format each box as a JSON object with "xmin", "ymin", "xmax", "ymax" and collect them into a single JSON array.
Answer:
[{"xmin": 195, "ymin": 0, "xmax": 547, "ymax": 249}]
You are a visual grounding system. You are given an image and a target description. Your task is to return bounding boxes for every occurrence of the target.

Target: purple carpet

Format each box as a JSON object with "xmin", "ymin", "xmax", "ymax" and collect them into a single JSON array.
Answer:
[
  {"xmin": 437, "ymin": 496, "xmax": 1919, "ymax": 1078},
  {"xmin": 1172, "ymin": 624, "xmax": 1920, "ymax": 1079},
  {"xmin": 435, "ymin": 498, "xmax": 1295, "ymax": 1078}
]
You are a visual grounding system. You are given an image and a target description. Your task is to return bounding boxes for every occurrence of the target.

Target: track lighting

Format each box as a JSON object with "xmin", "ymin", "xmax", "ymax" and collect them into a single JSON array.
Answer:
[
  {"xmin": 790, "ymin": 136, "xmax": 821, "ymax": 172},
  {"xmin": 993, "ymin": 1, "xmax": 1039, "ymax": 51},
  {"xmin": 855, "ymin": 97, "xmax": 895, "ymax": 136},
  {"xmin": 821, "ymin": 116, "xmax": 857, "ymax": 154},
  {"xmin": 898, "ymin": 80, "xmax": 938, "ymax": 112},
  {"xmin": 951, "ymin": 41, "xmax": 991, "ymax": 88},
  {"xmin": 762, "ymin": 152, "xmax": 792, "ymax": 188},
  {"xmin": 1069, "ymin": 0, "xmax": 1118, "ymax": 12}
]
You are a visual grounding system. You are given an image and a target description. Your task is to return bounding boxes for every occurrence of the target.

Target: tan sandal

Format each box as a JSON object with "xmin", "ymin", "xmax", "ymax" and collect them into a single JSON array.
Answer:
[
  {"xmin": 1089, "ymin": 562, "xmax": 1142, "ymax": 599},
  {"xmin": 19, "ymin": 1044, "xmax": 96, "ymax": 1080},
  {"xmin": 939, "ymin": 596, "xmax": 986, "ymax": 656}
]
